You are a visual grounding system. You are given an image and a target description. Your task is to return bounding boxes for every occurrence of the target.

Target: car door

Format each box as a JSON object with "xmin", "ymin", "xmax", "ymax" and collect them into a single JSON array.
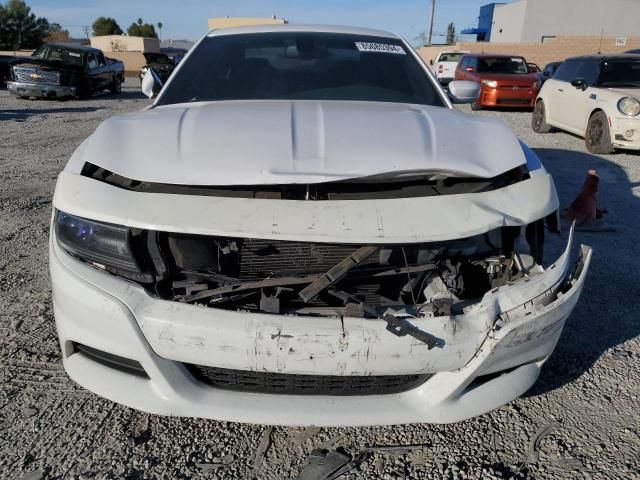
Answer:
[
  {"xmin": 95, "ymin": 52, "xmax": 110, "ymax": 90},
  {"xmin": 86, "ymin": 53, "xmax": 100, "ymax": 92},
  {"xmin": 561, "ymin": 60, "xmax": 601, "ymax": 134},
  {"xmin": 544, "ymin": 60, "xmax": 579, "ymax": 131}
]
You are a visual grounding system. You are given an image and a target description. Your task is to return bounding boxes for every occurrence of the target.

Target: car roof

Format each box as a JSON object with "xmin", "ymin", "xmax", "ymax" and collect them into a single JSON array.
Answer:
[
  {"xmin": 45, "ymin": 43, "xmax": 99, "ymax": 53},
  {"xmin": 565, "ymin": 54, "xmax": 640, "ymax": 62},
  {"xmin": 207, "ymin": 23, "xmax": 400, "ymax": 39}
]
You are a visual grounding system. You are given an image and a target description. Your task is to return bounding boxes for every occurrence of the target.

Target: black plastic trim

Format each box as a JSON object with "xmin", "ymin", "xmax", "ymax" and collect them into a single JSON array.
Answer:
[
  {"xmin": 80, "ymin": 162, "xmax": 530, "ymax": 201},
  {"xmin": 73, "ymin": 342, "xmax": 149, "ymax": 379},
  {"xmin": 186, "ymin": 364, "xmax": 431, "ymax": 396}
]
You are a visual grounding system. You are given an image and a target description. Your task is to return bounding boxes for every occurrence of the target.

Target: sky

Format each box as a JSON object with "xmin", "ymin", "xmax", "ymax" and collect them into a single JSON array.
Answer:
[{"xmin": 28, "ymin": 0, "xmax": 490, "ymax": 45}]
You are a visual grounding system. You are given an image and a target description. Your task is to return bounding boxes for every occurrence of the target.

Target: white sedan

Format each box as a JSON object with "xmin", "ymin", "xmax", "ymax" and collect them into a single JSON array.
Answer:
[
  {"xmin": 533, "ymin": 54, "xmax": 640, "ymax": 153},
  {"xmin": 50, "ymin": 24, "xmax": 591, "ymax": 426}
]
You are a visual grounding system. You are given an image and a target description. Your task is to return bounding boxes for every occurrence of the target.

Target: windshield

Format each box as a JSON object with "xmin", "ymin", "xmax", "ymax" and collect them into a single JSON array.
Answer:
[
  {"xmin": 477, "ymin": 57, "xmax": 528, "ymax": 74},
  {"xmin": 597, "ymin": 59, "xmax": 640, "ymax": 87},
  {"xmin": 158, "ymin": 32, "xmax": 445, "ymax": 107},
  {"xmin": 32, "ymin": 46, "xmax": 84, "ymax": 66},
  {"xmin": 438, "ymin": 52, "xmax": 464, "ymax": 62}
]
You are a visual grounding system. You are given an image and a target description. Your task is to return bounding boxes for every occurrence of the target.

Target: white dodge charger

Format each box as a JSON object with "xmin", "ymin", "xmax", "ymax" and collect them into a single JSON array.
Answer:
[{"xmin": 50, "ymin": 25, "xmax": 591, "ymax": 426}]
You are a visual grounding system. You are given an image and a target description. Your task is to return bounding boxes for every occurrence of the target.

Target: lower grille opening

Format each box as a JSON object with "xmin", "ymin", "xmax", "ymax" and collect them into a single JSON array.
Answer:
[
  {"xmin": 496, "ymin": 98, "xmax": 531, "ymax": 105},
  {"xmin": 187, "ymin": 364, "xmax": 431, "ymax": 396},
  {"xmin": 73, "ymin": 342, "xmax": 149, "ymax": 378},
  {"xmin": 466, "ymin": 364, "xmax": 524, "ymax": 392}
]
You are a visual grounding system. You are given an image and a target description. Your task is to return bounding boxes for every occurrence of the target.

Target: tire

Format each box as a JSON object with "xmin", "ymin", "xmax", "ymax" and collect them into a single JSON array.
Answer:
[
  {"xmin": 585, "ymin": 111, "xmax": 614, "ymax": 154},
  {"xmin": 110, "ymin": 78, "xmax": 122, "ymax": 94},
  {"xmin": 77, "ymin": 85, "xmax": 90, "ymax": 99},
  {"xmin": 471, "ymin": 100, "xmax": 483, "ymax": 111},
  {"xmin": 532, "ymin": 100, "xmax": 552, "ymax": 133}
]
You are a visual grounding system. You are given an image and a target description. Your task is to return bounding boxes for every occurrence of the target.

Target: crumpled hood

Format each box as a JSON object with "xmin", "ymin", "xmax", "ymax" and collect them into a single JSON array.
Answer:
[{"xmin": 74, "ymin": 100, "xmax": 526, "ymax": 185}]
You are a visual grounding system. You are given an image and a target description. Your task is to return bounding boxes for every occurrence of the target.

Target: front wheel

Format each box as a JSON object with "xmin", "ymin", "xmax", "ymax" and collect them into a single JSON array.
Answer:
[
  {"xmin": 585, "ymin": 111, "xmax": 614, "ymax": 154},
  {"xmin": 532, "ymin": 100, "xmax": 552, "ymax": 133}
]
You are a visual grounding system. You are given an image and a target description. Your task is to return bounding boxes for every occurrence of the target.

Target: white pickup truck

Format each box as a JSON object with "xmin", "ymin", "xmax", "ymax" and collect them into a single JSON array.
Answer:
[{"xmin": 430, "ymin": 50, "xmax": 468, "ymax": 85}]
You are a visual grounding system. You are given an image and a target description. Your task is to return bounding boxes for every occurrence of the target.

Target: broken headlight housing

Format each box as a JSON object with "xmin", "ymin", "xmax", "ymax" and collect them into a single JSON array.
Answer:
[{"xmin": 54, "ymin": 210, "xmax": 148, "ymax": 281}]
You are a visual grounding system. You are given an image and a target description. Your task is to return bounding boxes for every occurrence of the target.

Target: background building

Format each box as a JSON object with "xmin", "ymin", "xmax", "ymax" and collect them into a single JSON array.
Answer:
[
  {"xmin": 463, "ymin": 0, "xmax": 640, "ymax": 43},
  {"xmin": 208, "ymin": 16, "xmax": 287, "ymax": 31}
]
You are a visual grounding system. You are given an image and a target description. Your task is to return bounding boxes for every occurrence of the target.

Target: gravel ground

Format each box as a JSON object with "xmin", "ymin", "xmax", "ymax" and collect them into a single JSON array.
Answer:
[{"xmin": 0, "ymin": 78, "xmax": 638, "ymax": 480}]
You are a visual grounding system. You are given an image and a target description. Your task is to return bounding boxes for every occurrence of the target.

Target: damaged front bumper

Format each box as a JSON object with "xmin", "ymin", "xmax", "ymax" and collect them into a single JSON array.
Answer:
[
  {"xmin": 7, "ymin": 81, "xmax": 76, "ymax": 98},
  {"xmin": 50, "ymin": 221, "xmax": 591, "ymax": 426}
]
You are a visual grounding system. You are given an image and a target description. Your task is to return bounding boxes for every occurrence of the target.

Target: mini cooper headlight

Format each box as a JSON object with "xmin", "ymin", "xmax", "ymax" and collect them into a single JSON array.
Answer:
[
  {"xmin": 618, "ymin": 97, "xmax": 640, "ymax": 116},
  {"xmin": 481, "ymin": 79, "xmax": 498, "ymax": 88},
  {"xmin": 55, "ymin": 210, "xmax": 144, "ymax": 279}
]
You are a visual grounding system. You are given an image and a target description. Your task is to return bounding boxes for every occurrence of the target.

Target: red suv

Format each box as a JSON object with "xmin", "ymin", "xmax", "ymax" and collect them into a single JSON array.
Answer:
[{"xmin": 455, "ymin": 54, "xmax": 541, "ymax": 110}]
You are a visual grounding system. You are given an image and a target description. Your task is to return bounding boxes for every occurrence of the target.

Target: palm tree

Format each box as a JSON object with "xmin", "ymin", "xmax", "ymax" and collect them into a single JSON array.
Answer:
[{"xmin": 157, "ymin": 22, "xmax": 163, "ymax": 40}]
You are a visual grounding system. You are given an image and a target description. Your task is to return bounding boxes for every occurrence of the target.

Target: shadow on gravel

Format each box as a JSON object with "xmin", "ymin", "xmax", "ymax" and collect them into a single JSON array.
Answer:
[
  {"xmin": 525, "ymin": 147, "xmax": 640, "ymax": 396},
  {"xmin": 0, "ymin": 106, "xmax": 103, "ymax": 121},
  {"xmin": 103, "ymin": 89, "xmax": 148, "ymax": 101}
]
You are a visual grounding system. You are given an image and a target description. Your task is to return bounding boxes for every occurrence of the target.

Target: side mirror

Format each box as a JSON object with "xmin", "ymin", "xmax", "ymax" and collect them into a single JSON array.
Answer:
[
  {"xmin": 141, "ymin": 68, "xmax": 164, "ymax": 99},
  {"xmin": 429, "ymin": 59, "xmax": 434, "ymax": 66},
  {"xmin": 571, "ymin": 78, "xmax": 587, "ymax": 91},
  {"xmin": 448, "ymin": 80, "xmax": 480, "ymax": 104}
]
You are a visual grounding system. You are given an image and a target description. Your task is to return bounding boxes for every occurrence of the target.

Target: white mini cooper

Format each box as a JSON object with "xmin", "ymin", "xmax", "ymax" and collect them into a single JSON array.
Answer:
[{"xmin": 533, "ymin": 54, "xmax": 640, "ymax": 153}]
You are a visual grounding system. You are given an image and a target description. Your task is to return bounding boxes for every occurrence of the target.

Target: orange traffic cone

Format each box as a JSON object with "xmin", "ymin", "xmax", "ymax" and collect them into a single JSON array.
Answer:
[{"xmin": 564, "ymin": 170, "xmax": 607, "ymax": 227}]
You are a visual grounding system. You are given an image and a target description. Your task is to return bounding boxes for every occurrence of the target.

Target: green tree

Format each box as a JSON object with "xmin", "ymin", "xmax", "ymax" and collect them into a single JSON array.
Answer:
[
  {"xmin": 0, "ymin": 0, "xmax": 50, "ymax": 50},
  {"xmin": 446, "ymin": 22, "xmax": 456, "ymax": 45},
  {"xmin": 46, "ymin": 22, "xmax": 70, "ymax": 43},
  {"xmin": 127, "ymin": 19, "xmax": 157, "ymax": 38},
  {"xmin": 92, "ymin": 16, "xmax": 123, "ymax": 36}
]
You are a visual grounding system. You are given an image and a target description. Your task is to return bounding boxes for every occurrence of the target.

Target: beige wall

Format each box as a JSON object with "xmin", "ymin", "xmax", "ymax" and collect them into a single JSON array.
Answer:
[
  {"xmin": 0, "ymin": 50, "xmax": 33, "ymax": 56},
  {"xmin": 208, "ymin": 17, "xmax": 285, "ymax": 30},
  {"xmin": 418, "ymin": 36, "xmax": 640, "ymax": 71},
  {"xmin": 90, "ymin": 35, "xmax": 160, "ymax": 54},
  {"xmin": 103, "ymin": 51, "xmax": 148, "ymax": 74}
]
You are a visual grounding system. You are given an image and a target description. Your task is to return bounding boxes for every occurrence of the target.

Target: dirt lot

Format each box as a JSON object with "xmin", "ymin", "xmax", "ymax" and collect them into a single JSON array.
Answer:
[{"xmin": 0, "ymin": 78, "xmax": 638, "ymax": 480}]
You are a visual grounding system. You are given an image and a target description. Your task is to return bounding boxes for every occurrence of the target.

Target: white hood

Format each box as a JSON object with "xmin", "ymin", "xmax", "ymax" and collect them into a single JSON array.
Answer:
[{"xmin": 74, "ymin": 101, "xmax": 526, "ymax": 185}]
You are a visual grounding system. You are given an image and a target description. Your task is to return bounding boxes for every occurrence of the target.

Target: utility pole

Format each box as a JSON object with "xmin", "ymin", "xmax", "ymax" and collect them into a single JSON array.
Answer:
[
  {"xmin": 427, "ymin": 0, "xmax": 436, "ymax": 45},
  {"xmin": 82, "ymin": 25, "xmax": 90, "ymax": 40}
]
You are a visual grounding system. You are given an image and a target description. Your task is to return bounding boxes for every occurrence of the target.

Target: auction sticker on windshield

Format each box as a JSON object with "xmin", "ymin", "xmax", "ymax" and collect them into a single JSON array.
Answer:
[{"xmin": 355, "ymin": 42, "xmax": 406, "ymax": 54}]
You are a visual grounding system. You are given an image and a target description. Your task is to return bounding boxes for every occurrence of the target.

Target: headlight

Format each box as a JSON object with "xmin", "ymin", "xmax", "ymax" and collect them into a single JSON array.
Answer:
[
  {"xmin": 618, "ymin": 97, "xmax": 640, "ymax": 116},
  {"xmin": 481, "ymin": 79, "xmax": 498, "ymax": 88},
  {"xmin": 55, "ymin": 210, "xmax": 146, "ymax": 280}
]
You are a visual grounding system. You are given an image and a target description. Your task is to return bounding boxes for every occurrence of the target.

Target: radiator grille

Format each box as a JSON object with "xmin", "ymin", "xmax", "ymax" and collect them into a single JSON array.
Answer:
[
  {"xmin": 13, "ymin": 66, "xmax": 61, "ymax": 85},
  {"xmin": 238, "ymin": 239, "xmax": 376, "ymax": 280},
  {"xmin": 187, "ymin": 364, "xmax": 430, "ymax": 395}
]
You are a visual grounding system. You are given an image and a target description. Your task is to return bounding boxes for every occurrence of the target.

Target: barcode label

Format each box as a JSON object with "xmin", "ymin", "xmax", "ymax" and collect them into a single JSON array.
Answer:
[{"xmin": 355, "ymin": 42, "xmax": 406, "ymax": 55}]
